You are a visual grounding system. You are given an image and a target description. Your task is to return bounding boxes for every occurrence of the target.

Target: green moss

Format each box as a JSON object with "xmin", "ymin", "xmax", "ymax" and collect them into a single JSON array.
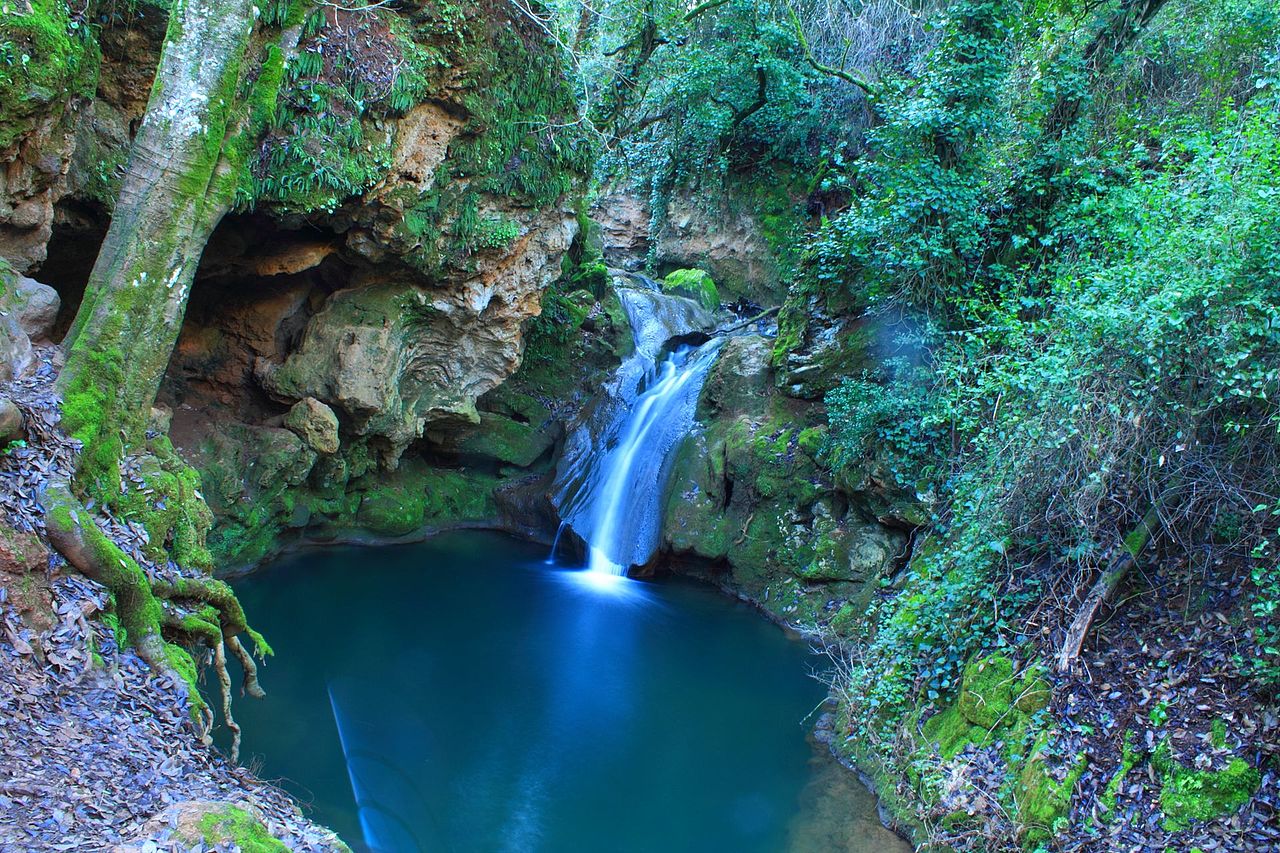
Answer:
[
  {"xmin": 356, "ymin": 481, "xmax": 427, "ymax": 536},
  {"xmin": 59, "ymin": 345, "xmax": 126, "ymax": 484},
  {"xmin": 1016, "ymin": 734, "xmax": 1087, "ymax": 845},
  {"xmin": 163, "ymin": 642, "xmax": 201, "ymax": 704},
  {"xmin": 918, "ymin": 653, "xmax": 1050, "ymax": 780},
  {"xmin": 111, "ymin": 445, "xmax": 215, "ymax": 570},
  {"xmin": 46, "ymin": 488, "xmax": 208, "ymax": 710},
  {"xmin": 0, "ymin": 0, "xmax": 100, "ymax": 150},
  {"xmin": 189, "ymin": 805, "xmax": 287, "ymax": 853},
  {"xmin": 771, "ymin": 296, "xmax": 808, "ymax": 365},
  {"xmin": 922, "ymin": 704, "xmax": 993, "ymax": 759},
  {"xmin": 1013, "ymin": 668, "xmax": 1052, "ymax": 715},
  {"xmin": 1153, "ymin": 740, "xmax": 1260, "ymax": 831},
  {"xmin": 251, "ymin": 2, "xmax": 590, "ymax": 220},
  {"xmin": 455, "ymin": 413, "xmax": 552, "ymax": 468},
  {"xmin": 421, "ymin": 468, "xmax": 497, "ymax": 522},
  {"xmin": 797, "ymin": 426, "xmax": 826, "ymax": 457},
  {"xmin": 957, "ymin": 654, "xmax": 1016, "ymax": 728},
  {"xmin": 1100, "ymin": 732, "xmax": 1141, "ymax": 818},
  {"xmin": 662, "ymin": 268, "xmax": 719, "ymax": 310},
  {"xmin": 1013, "ymin": 732, "xmax": 1085, "ymax": 840}
]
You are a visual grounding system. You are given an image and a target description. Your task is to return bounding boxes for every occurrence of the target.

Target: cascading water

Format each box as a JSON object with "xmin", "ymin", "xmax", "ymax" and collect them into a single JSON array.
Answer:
[{"xmin": 554, "ymin": 283, "xmax": 722, "ymax": 576}]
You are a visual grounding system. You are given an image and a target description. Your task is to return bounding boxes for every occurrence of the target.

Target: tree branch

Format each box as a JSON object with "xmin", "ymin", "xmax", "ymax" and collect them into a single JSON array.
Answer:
[{"xmin": 788, "ymin": 3, "xmax": 877, "ymax": 97}]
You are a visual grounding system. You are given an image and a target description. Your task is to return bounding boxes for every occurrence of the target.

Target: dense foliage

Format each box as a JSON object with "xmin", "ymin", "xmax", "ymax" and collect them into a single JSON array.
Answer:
[{"xmin": 810, "ymin": 0, "xmax": 1280, "ymax": 771}]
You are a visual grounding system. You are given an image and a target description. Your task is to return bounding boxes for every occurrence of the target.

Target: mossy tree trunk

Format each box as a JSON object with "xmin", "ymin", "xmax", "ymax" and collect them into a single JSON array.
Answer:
[
  {"xmin": 43, "ymin": 0, "xmax": 289, "ymax": 756},
  {"xmin": 56, "ymin": 0, "xmax": 261, "ymax": 483}
]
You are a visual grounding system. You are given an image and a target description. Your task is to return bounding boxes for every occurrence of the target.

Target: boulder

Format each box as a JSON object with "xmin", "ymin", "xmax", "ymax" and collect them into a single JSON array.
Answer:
[
  {"xmin": 661, "ymin": 268, "xmax": 719, "ymax": 311},
  {"xmin": 0, "ymin": 261, "xmax": 33, "ymax": 381},
  {"xmin": 284, "ymin": 397, "xmax": 341, "ymax": 455},
  {"xmin": 11, "ymin": 274, "xmax": 59, "ymax": 340},
  {"xmin": 112, "ymin": 801, "xmax": 294, "ymax": 853},
  {"xmin": 0, "ymin": 396, "xmax": 25, "ymax": 444}
]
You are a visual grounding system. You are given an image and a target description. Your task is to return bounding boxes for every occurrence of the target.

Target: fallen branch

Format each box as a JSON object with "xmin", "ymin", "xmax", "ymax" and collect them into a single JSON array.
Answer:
[
  {"xmin": 1057, "ymin": 505, "xmax": 1160, "ymax": 672},
  {"xmin": 715, "ymin": 306, "xmax": 779, "ymax": 336}
]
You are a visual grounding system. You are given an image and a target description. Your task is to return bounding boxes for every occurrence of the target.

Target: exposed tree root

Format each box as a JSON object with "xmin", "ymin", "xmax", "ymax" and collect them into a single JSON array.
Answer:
[
  {"xmin": 214, "ymin": 639, "xmax": 242, "ymax": 763},
  {"xmin": 41, "ymin": 478, "xmax": 270, "ymax": 758},
  {"xmin": 227, "ymin": 636, "xmax": 266, "ymax": 700},
  {"xmin": 43, "ymin": 480, "xmax": 175, "ymax": 676}
]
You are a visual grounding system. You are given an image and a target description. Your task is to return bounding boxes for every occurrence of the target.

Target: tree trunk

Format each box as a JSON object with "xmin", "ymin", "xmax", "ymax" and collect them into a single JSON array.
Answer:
[{"xmin": 56, "ymin": 0, "xmax": 259, "ymax": 480}]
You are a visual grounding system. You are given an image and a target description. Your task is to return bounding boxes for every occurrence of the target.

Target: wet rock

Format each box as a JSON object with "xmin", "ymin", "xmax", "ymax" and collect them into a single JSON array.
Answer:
[
  {"xmin": 662, "ymin": 268, "xmax": 720, "ymax": 311},
  {"xmin": 284, "ymin": 397, "xmax": 340, "ymax": 456}
]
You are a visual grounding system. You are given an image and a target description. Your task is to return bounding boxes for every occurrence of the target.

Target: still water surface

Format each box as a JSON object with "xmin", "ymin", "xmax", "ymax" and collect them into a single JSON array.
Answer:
[{"xmin": 228, "ymin": 533, "xmax": 908, "ymax": 853}]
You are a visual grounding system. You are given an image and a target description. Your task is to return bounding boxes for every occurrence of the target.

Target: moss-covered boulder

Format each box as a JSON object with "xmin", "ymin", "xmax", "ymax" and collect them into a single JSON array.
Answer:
[
  {"xmin": 133, "ymin": 801, "xmax": 294, "ymax": 853},
  {"xmin": 661, "ymin": 268, "xmax": 719, "ymax": 311},
  {"xmin": 356, "ymin": 480, "xmax": 428, "ymax": 537},
  {"xmin": 284, "ymin": 397, "xmax": 340, "ymax": 455},
  {"xmin": 957, "ymin": 655, "xmax": 1017, "ymax": 729},
  {"xmin": 1153, "ymin": 741, "xmax": 1261, "ymax": 831},
  {"xmin": 451, "ymin": 412, "xmax": 557, "ymax": 468},
  {"xmin": 920, "ymin": 654, "xmax": 1051, "ymax": 759}
]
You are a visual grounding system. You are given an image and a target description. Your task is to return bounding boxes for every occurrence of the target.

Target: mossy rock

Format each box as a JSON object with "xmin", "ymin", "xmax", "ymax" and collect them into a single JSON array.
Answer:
[
  {"xmin": 1013, "ymin": 670, "xmax": 1051, "ymax": 715},
  {"xmin": 0, "ymin": 0, "xmax": 100, "ymax": 151},
  {"xmin": 918, "ymin": 654, "xmax": 1050, "ymax": 766},
  {"xmin": 957, "ymin": 654, "xmax": 1016, "ymax": 729},
  {"xmin": 922, "ymin": 704, "xmax": 994, "ymax": 760},
  {"xmin": 1153, "ymin": 741, "xmax": 1260, "ymax": 831},
  {"xmin": 420, "ymin": 467, "xmax": 499, "ymax": 523},
  {"xmin": 162, "ymin": 802, "xmax": 289, "ymax": 853},
  {"xmin": 1016, "ymin": 735, "xmax": 1087, "ymax": 845},
  {"xmin": 356, "ymin": 482, "xmax": 427, "ymax": 536},
  {"xmin": 452, "ymin": 412, "xmax": 555, "ymax": 468},
  {"xmin": 662, "ymin": 268, "xmax": 719, "ymax": 310}
]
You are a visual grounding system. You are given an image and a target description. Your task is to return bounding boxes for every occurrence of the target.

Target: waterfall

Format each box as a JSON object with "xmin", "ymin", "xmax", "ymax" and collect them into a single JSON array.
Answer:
[{"xmin": 554, "ymin": 284, "xmax": 722, "ymax": 576}]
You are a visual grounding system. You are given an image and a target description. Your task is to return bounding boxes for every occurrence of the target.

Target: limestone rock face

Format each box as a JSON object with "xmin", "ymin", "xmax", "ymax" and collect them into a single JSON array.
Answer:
[
  {"xmin": 255, "ymin": 203, "xmax": 576, "ymax": 465},
  {"xmin": 594, "ymin": 184, "xmax": 793, "ymax": 304},
  {"xmin": 654, "ymin": 190, "xmax": 779, "ymax": 303},
  {"xmin": 284, "ymin": 397, "xmax": 340, "ymax": 456},
  {"xmin": 594, "ymin": 191, "xmax": 651, "ymax": 267}
]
